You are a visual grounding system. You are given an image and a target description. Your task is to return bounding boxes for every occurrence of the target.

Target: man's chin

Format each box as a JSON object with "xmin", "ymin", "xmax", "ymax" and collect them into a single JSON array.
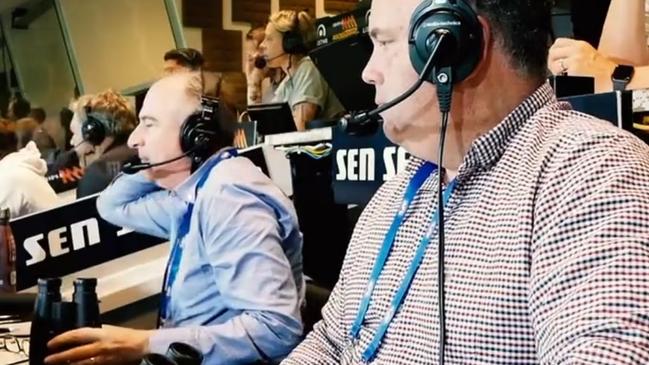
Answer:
[{"xmin": 382, "ymin": 118, "xmax": 405, "ymax": 145}]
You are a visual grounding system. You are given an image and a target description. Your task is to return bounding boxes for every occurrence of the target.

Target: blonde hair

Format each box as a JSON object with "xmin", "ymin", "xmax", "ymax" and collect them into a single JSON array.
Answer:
[
  {"xmin": 73, "ymin": 89, "xmax": 137, "ymax": 138},
  {"xmin": 269, "ymin": 10, "xmax": 315, "ymax": 51}
]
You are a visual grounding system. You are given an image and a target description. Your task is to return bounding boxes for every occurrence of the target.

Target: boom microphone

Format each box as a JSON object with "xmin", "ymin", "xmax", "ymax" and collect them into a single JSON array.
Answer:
[
  {"xmin": 338, "ymin": 32, "xmax": 451, "ymax": 135},
  {"xmin": 254, "ymin": 53, "xmax": 285, "ymax": 69}
]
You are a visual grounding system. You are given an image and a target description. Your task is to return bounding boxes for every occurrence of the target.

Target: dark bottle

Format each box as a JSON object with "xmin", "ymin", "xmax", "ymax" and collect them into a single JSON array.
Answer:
[
  {"xmin": 0, "ymin": 208, "xmax": 17, "ymax": 293},
  {"xmin": 165, "ymin": 342, "xmax": 203, "ymax": 365},
  {"xmin": 50, "ymin": 302, "xmax": 78, "ymax": 337},
  {"xmin": 140, "ymin": 353, "xmax": 179, "ymax": 365},
  {"xmin": 30, "ymin": 278, "xmax": 62, "ymax": 365},
  {"xmin": 72, "ymin": 278, "xmax": 101, "ymax": 328}
]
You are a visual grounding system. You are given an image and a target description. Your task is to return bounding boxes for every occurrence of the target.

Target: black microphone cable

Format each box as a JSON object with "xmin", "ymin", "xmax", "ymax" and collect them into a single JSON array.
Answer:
[{"xmin": 337, "ymin": 29, "xmax": 456, "ymax": 365}]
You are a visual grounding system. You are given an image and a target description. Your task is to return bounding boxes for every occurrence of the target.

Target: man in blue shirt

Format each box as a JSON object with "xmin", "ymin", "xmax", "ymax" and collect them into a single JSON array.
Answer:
[{"xmin": 45, "ymin": 72, "xmax": 305, "ymax": 364}]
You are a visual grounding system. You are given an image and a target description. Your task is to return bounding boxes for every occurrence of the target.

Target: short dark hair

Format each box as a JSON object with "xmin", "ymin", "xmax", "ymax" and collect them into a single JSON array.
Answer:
[
  {"xmin": 8, "ymin": 93, "xmax": 31, "ymax": 120},
  {"xmin": 473, "ymin": 0, "xmax": 553, "ymax": 80},
  {"xmin": 164, "ymin": 48, "xmax": 205, "ymax": 71},
  {"xmin": 29, "ymin": 107, "xmax": 46, "ymax": 124}
]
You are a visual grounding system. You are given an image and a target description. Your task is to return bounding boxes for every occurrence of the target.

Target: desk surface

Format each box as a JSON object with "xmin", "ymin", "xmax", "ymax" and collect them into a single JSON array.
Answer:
[{"xmin": 263, "ymin": 127, "xmax": 332, "ymax": 146}]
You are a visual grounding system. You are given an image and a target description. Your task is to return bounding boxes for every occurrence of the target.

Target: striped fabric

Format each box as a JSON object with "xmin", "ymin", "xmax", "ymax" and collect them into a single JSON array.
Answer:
[{"xmin": 282, "ymin": 83, "xmax": 649, "ymax": 364}]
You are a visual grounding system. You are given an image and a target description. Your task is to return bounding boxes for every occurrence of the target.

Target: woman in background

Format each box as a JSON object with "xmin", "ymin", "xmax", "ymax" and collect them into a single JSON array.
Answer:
[
  {"xmin": 548, "ymin": 0, "xmax": 649, "ymax": 92},
  {"xmin": 258, "ymin": 10, "xmax": 344, "ymax": 130}
]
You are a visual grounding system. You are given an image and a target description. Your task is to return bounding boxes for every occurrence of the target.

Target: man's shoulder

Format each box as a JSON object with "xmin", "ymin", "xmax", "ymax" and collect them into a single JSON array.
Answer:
[
  {"xmin": 526, "ymin": 105, "xmax": 649, "ymax": 162},
  {"xmin": 292, "ymin": 57, "xmax": 321, "ymax": 82},
  {"xmin": 524, "ymin": 105, "xmax": 649, "ymax": 191},
  {"xmin": 202, "ymin": 156, "xmax": 289, "ymax": 203},
  {"xmin": 208, "ymin": 156, "xmax": 270, "ymax": 185}
]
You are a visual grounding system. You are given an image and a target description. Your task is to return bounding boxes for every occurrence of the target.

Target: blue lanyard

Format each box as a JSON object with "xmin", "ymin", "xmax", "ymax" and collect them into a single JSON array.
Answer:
[
  {"xmin": 159, "ymin": 148, "xmax": 237, "ymax": 324},
  {"xmin": 349, "ymin": 162, "xmax": 458, "ymax": 362}
]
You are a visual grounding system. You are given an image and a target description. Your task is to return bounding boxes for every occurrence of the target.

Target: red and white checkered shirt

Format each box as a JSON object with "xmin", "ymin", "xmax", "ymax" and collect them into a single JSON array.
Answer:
[{"xmin": 283, "ymin": 83, "xmax": 649, "ymax": 364}]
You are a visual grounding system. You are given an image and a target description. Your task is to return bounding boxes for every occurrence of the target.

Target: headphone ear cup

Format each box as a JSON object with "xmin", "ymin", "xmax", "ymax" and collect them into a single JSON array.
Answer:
[
  {"xmin": 81, "ymin": 115, "xmax": 106, "ymax": 146},
  {"xmin": 180, "ymin": 113, "xmax": 201, "ymax": 153},
  {"xmin": 408, "ymin": 0, "xmax": 483, "ymax": 83},
  {"xmin": 282, "ymin": 30, "xmax": 305, "ymax": 55},
  {"xmin": 282, "ymin": 12, "xmax": 306, "ymax": 55}
]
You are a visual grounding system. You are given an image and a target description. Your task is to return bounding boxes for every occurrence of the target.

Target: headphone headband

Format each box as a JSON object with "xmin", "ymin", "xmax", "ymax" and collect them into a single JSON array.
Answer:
[
  {"xmin": 408, "ymin": 0, "xmax": 483, "ymax": 84},
  {"xmin": 282, "ymin": 11, "xmax": 308, "ymax": 55}
]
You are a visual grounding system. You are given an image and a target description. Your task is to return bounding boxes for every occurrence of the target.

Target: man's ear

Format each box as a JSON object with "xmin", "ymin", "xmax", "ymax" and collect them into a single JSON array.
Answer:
[
  {"xmin": 462, "ymin": 15, "xmax": 492, "ymax": 85},
  {"xmin": 477, "ymin": 15, "xmax": 492, "ymax": 65}
]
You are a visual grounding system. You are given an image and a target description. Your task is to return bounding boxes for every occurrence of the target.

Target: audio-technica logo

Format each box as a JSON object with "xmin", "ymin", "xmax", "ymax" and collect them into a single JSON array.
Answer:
[{"xmin": 423, "ymin": 20, "xmax": 461, "ymax": 28}]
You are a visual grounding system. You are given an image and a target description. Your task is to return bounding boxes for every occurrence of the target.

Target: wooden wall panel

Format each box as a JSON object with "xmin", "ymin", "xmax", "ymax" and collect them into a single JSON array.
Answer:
[
  {"xmin": 324, "ymin": 0, "xmax": 358, "ymax": 14},
  {"xmin": 182, "ymin": 0, "xmax": 222, "ymax": 28},
  {"xmin": 232, "ymin": 0, "xmax": 271, "ymax": 28},
  {"xmin": 201, "ymin": 29, "xmax": 243, "ymax": 72},
  {"xmin": 278, "ymin": 0, "xmax": 316, "ymax": 15}
]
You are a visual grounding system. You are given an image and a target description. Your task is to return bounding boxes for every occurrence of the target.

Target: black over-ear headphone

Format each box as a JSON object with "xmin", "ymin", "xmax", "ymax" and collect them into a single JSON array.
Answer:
[
  {"xmin": 282, "ymin": 12, "xmax": 307, "ymax": 55},
  {"xmin": 122, "ymin": 96, "xmax": 223, "ymax": 174},
  {"xmin": 179, "ymin": 95, "xmax": 220, "ymax": 161},
  {"xmin": 408, "ymin": 0, "xmax": 483, "ymax": 84},
  {"xmin": 81, "ymin": 106, "xmax": 108, "ymax": 146}
]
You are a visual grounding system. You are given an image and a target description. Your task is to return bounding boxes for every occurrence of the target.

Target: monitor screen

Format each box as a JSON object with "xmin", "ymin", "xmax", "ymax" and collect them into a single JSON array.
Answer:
[
  {"xmin": 309, "ymin": 33, "xmax": 376, "ymax": 112},
  {"xmin": 247, "ymin": 102, "xmax": 297, "ymax": 136}
]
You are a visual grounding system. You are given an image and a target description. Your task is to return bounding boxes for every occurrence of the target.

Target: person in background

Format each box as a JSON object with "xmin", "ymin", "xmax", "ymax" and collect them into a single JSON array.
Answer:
[
  {"xmin": 0, "ymin": 119, "xmax": 16, "ymax": 159},
  {"xmin": 29, "ymin": 107, "xmax": 62, "ymax": 149},
  {"xmin": 29, "ymin": 107, "xmax": 46, "ymax": 124},
  {"xmin": 50, "ymin": 90, "xmax": 137, "ymax": 197},
  {"xmin": 163, "ymin": 47, "xmax": 204, "ymax": 74},
  {"xmin": 245, "ymin": 26, "xmax": 286, "ymax": 105},
  {"xmin": 258, "ymin": 10, "xmax": 344, "ymax": 130},
  {"xmin": 45, "ymin": 72, "xmax": 304, "ymax": 365},
  {"xmin": 59, "ymin": 107, "xmax": 74, "ymax": 150},
  {"xmin": 7, "ymin": 92, "xmax": 31, "ymax": 121},
  {"xmin": 14, "ymin": 117, "xmax": 57, "ymax": 154},
  {"xmin": 163, "ymin": 47, "xmax": 242, "ymax": 116},
  {"xmin": 283, "ymin": 0, "xmax": 649, "ymax": 363},
  {"xmin": 0, "ymin": 140, "xmax": 59, "ymax": 218},
  {"xmin": 549, "ymin": 0, "xmax": 649, "ymax": 92}
]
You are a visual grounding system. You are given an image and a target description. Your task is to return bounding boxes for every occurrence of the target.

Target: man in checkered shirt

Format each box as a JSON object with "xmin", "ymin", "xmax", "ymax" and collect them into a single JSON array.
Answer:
[{"xmin": 283, "ymin": 0, "xmax": 649, "ymax": 364}]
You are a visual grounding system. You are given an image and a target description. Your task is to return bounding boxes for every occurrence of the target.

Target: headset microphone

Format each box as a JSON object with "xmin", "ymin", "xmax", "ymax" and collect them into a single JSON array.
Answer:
[
  {"xmin": 254, "ymin": 53, "xmax": 285, "ymax": 69},
  {"xmin": 338, "ymin": 31, "xmax": 452, "ymax": 135},
  {"xmin": 121, "ymin": 135, "xmax": 213, "ymax": 175},
  {"xmin": 121, "ymin": 151, "xmax": 192, "ymax": 175}
]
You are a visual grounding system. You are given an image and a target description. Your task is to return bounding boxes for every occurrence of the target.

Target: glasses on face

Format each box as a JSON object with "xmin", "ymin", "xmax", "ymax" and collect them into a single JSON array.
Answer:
[{"xmin": 0, "ymin": 335, "xmax": 30, "ymax": 355}]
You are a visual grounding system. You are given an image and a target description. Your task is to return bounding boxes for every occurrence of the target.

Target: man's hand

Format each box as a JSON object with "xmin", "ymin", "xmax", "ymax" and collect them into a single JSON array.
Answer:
[
  {"xmin": 44, "ymin": 325, "xmax": 152, "ymax": 365},
  {"xmin": 548, "ymin": 38, "xmax": 617, "ymax": 92}
]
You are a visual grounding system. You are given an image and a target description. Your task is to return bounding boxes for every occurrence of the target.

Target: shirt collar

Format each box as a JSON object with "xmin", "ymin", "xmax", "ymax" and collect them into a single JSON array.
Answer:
[
  {"xmin": 174, "ymin": 147, "xmax": 236, "ymax": 204},
  {"xmin": 404, "ymin": 82, "xmax": 557, "ymax": 181}
]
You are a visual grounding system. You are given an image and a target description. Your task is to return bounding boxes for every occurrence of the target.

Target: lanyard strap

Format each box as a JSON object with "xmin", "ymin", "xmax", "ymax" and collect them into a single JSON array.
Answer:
[
  {"xmin": 349, "ymin": 163, "xmax": 459, "ymax": 363},
  {"xmin": 159, "ymin": 148, "xmax": 237, "ymax": 324}
]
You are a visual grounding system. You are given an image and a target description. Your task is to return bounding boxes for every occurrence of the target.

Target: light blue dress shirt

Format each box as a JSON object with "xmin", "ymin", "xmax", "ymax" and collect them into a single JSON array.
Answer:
[{"xmin": 96, "ymin": 153, "xmax": 305, "ymax": 364}]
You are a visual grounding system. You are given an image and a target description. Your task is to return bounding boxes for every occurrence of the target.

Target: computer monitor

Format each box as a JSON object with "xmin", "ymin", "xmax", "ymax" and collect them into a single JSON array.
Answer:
[
  {"xmin": 247, "ymin": 102, "xmax": 297, "ymax": 136},
  {"xmin": 309, "ymin": 33, "xmax": 376, "ymax": 112}
]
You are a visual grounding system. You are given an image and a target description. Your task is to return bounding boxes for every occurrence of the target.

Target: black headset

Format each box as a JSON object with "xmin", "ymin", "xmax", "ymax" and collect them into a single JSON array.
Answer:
[
  {"xmin": 408, "ymin": 0, "xmax": 483, "ymax": 84},
  {"xmin": 81, "ymin": 106, "xmax": 109, "ymax": 146},
  {"xmin": 179, "ymin": 95, "xmax": 220, "ymax": 162},
  {"xmin": 282, "ymin": 12, "xmax": 307, "ymax": 55}
]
